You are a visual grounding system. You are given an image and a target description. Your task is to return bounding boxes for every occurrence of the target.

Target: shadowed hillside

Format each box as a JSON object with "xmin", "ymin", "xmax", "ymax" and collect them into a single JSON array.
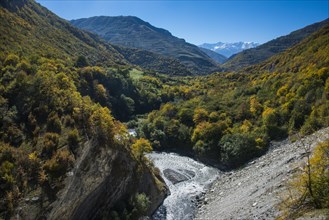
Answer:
[{"xmin": 71, "ymin": 16, "xmax": 220, "ymax": 75}]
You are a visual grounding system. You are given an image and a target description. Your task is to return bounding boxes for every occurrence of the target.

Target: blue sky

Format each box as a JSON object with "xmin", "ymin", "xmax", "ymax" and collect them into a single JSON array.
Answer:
[{"xmin": 36, "ymin": 0, "xmax": 329, "ymax": 45}]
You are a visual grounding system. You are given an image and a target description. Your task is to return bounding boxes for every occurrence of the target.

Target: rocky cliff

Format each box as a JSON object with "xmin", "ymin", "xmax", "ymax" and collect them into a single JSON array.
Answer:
[{"xmin": 15, "ymin": 139, "xmax": 167, "ymax": 219}]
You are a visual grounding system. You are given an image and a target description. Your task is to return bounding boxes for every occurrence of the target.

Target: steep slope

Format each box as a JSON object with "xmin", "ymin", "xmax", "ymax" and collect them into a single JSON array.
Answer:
[
  {"xmin": 199, "ymin": 41, "xmax": 259, "ymax": 58},
  {"xmin": 199, "ymin": 47, "xmax": 227, "ymax": 64},
  {"xmin": 195, "ymin": 128, "xmax": 329, "ymax": 219},
  {"xmin": 246, "ymin": 22, "xmax": 329, "ymax": 74},
  {"xmin": 0, "ymin": 0, "xmax": 126, "ymax": 66},
  {"xmin": 113, "ymin": 45, "xmax": 193, "ymax": 75},
  {"xmin": 0, "ymin": 0, "xmax": 167, "ymax": 219},
  {"xmin": 222, "ymin": 18, "xmax": 329, "ymax": 71},
  {"xmin": 139, "ymin": 23, "xmax": 329, "ymax": 169},
  {"xmin": 70, "ymin": 16, "xmax": 220, "ymax": 75}
]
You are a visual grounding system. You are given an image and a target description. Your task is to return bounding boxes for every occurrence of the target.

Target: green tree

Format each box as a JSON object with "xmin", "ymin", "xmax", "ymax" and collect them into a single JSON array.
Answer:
[
  {"xmin": 75, "ymin": 55, "xmax": 88, "ymax": 68},
  {"xmin": 220, "ymin": 133, "xmax": 261, "ymax": 168}
]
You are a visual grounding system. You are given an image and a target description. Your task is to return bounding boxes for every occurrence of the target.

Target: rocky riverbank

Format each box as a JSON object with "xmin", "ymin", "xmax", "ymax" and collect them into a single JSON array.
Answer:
[
  {"xmin": 147, "ymin": 152, "xmax": 219, "ymax": 220},
  {"xmin": 194, "ymin": 127, "xmax": 329, "ymax": 220}
]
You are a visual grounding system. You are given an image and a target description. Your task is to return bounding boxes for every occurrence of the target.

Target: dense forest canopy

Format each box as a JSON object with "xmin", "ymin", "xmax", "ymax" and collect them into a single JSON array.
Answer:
[{"xmin": 137, "ymin": 24, "xmax": 329, "ymax": 168}]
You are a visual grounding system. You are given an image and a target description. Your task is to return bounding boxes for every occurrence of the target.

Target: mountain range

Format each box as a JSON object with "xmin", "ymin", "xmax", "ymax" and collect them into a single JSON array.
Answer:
[
  {"xmin": 199, "ymin": 42, "xmax": 260, "ymax": 58},
  {"xmin": 222, "ymin": 18, "xmax": 329, "ymax": 70},
  {"xmin": 1, "ymin": 0, "xmax": 329, "ymax": 219},
  {"xmin": 70, "ymin": 16, "xmax": 220, "ymax": 75}
]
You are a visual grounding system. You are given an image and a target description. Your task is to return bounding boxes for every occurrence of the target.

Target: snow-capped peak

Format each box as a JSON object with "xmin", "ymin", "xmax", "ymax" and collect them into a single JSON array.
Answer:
[{"xmin": 199, "ymin": 41, "xmax": 260, "ymax": 58}]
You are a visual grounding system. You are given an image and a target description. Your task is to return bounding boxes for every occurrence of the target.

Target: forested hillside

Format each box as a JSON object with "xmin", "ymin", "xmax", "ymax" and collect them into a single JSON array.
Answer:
[
  {"xmin": 0, "ymin": 0, "xmax": 168, "ymax": 219},
  {"xmin": 0, "ymin": 0, "xmax": 126, "ymax": 66},
  {"xmin": 223, "ymin": 18, "xmax": 329, "ymax": 71},
  {"xmin": 70, "ymin": 16, "xmax": 220, "ymax": 75},
  {"xmin": 1, "ymin": 0, "xmax": 328, "ymax": 219},
  {"xmin": 138, "ymin": 24, "xmax": 329, "ymax": 168}
]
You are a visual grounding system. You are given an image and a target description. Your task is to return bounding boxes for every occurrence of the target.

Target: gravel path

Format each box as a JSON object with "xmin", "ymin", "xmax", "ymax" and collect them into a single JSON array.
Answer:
[{"xmin": 194, "ymin": 127, "xmax": 329, "ymax": 220}]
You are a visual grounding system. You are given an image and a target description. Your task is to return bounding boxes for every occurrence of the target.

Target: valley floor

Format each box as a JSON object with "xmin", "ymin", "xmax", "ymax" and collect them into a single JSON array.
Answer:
[{"xmin": 194, "ymin": 127, "xmax": 329, "ymax": 220}]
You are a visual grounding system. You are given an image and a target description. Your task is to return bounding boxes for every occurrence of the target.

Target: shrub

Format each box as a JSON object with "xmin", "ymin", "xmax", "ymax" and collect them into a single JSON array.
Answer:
[
  {"xmin": 219, "ymin": 133, "xmax": 262, "ymax": 168},
  {"xmin": 47, "ymin": 113, "xmax": 62, "ymax": 133},
  {"xmin": 43, "ymin": 149, "xmax": 73, "ymax": 179},
  {"xmin": 67, "ymin": 129, "xmax": 79, "ymax": 153},
  {"xmin": 4, "ymin": 54, "xmax": 19, "ymax": 67},
  {"xmin": 42, "ymin": 133, "xmax": 59, "ymax": 158},
  {"xmin": 130, "ymin": 193, "xmax": 150, "ymax": 218},
  {"xmin": 279, "ymin": 139, "xmax": 329, "ymax": 219}
]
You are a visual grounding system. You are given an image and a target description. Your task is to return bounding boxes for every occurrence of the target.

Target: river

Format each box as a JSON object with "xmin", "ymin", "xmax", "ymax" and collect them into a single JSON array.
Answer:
[{"xmin": 147, "ymin": 152, "xmax": 219, "ymax": 220}]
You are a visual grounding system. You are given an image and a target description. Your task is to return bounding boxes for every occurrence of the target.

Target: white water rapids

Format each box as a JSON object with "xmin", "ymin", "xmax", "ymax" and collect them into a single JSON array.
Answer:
[{"xmin": 147, "ymin": 152, "xmax": 219, "ymax": 220}]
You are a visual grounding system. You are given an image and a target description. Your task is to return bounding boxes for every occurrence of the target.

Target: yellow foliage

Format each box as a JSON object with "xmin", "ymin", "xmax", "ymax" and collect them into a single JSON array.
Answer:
[
  {"xmin": 279, "ymin": 139, "xmax": 329, "ymax": 219},
  {"xmin": 240, "ymin": 120, "xmax": 252, "ymax": 133},
  {"xmin": 262, "ymin": 107, "xmax": 275, "ymax": 118},
  {"xmin": 250, "ymin": 95, "xmax": 262, "ymax": 116},
  {"xmin": 89, "ymin": 106, "xmax": 115, "ymax": 143},
  {"xmin": 193, "ymin": 108, "xmax": 209, "ymax": 124},
  {"xmin": 131, "ymin": 138, "xmax": 153, "ymax": 160},
  {"xmin": 28, "ymin": 152, "xmax": 38, "ymax": 161},
  {"xmin": 255, "ymin": 138, "xmax": 265, "ymax": 148},
  {"xmin": 277, "ymin": 84, "xmax": 289, "ymax": 97}
]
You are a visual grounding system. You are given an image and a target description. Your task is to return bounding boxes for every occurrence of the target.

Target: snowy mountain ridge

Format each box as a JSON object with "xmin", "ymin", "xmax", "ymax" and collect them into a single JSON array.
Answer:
[{"xmin": 199, "ymin": 41, "xmax": 260, "ymax": 58}]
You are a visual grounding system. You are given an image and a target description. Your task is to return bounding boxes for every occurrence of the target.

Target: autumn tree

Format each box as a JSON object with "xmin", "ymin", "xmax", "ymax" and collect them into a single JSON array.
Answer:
[
  {"xmin": 131, "ymin": 138, "xmax": 152, "ymax": 160},
  {"xmin": 279, "ymin": 139, "xmax": 329, "ymax": 219}
]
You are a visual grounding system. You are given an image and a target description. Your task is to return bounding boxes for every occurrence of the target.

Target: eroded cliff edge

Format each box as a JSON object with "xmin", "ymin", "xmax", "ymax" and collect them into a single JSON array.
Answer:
[{"xmin": 16, "ymin": 139, "xmax": 168, "ymax": 220}]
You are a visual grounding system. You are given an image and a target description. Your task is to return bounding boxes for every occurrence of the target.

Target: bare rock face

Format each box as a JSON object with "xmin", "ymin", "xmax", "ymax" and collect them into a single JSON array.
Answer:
[
  {"xmin": 17, "ymin": 140, "xmax": 168, "ymax": 220},
  {"xmin": 163, "ymin": 169, "xmax": 196, "ymax": 185}
]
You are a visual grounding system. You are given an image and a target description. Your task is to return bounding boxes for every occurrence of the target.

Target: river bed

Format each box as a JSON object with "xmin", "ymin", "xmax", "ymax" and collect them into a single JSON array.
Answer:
[{"xmin": 147, "ymin": 152, "xmax": 219, "ymax": 220}]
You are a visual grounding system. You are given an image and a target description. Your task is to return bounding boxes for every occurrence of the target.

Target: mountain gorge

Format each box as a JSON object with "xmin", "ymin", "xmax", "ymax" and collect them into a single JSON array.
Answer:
[
  {"xmin": 1, "ymin": 0, "xmax": 329, "ymax": 219},
  {"xmin": 70, "ymin": 16, "xmax": 220, "ymax": 75}
]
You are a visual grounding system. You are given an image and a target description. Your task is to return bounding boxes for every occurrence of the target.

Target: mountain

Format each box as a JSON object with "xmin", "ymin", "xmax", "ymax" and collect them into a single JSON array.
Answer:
[
  {"xmin": 199, "ymin": 47, "xmax": 227, "ymax": 64},
  {"xmin": 139, "ymin": 22, "xmax": 329, "ymax": 168},
  {"xmin": 0, "ymin": 0, "xmax": 126, "ymax": 66},
  {"xmin": 112, "ymin": 45, "xmax": 193, "ymax": 75},
  {"xmin": 0, "ymin": 0, "xmax": 167, "ymax": 219},
  {"xmin": 137, "ymin": 21, "xmax": 329, "ymax": 218},
  {"xmin": 199, "ymin": 42, "xmax": 259, "ymax": 58},
  {"xmin": 70, "ymin": 16, "xmax": 220, "ymax": 75},
  {"xmin": 222, "ymin": 18, "xmax": 329, "ymax": 71}
]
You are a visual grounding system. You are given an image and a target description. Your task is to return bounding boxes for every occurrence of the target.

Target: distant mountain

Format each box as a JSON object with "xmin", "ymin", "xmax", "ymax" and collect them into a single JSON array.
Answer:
[
  {"xmin": 222, "ymin": 18, "xmax": 329, "ymax": 71},
  {"xmin": 199, "ymin": 42, "xmax": 259, "ymax": 58},
  {"xmin": 0, "ymin": 0, "xmax": 195, "ymax": 76},
  {"xmin": 70, "ymin": 16, "xmax": 220, "ymax": 75},
  {"xmin": 199, "ymin": 47, "xmax": 227, "ymax": 64}
]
